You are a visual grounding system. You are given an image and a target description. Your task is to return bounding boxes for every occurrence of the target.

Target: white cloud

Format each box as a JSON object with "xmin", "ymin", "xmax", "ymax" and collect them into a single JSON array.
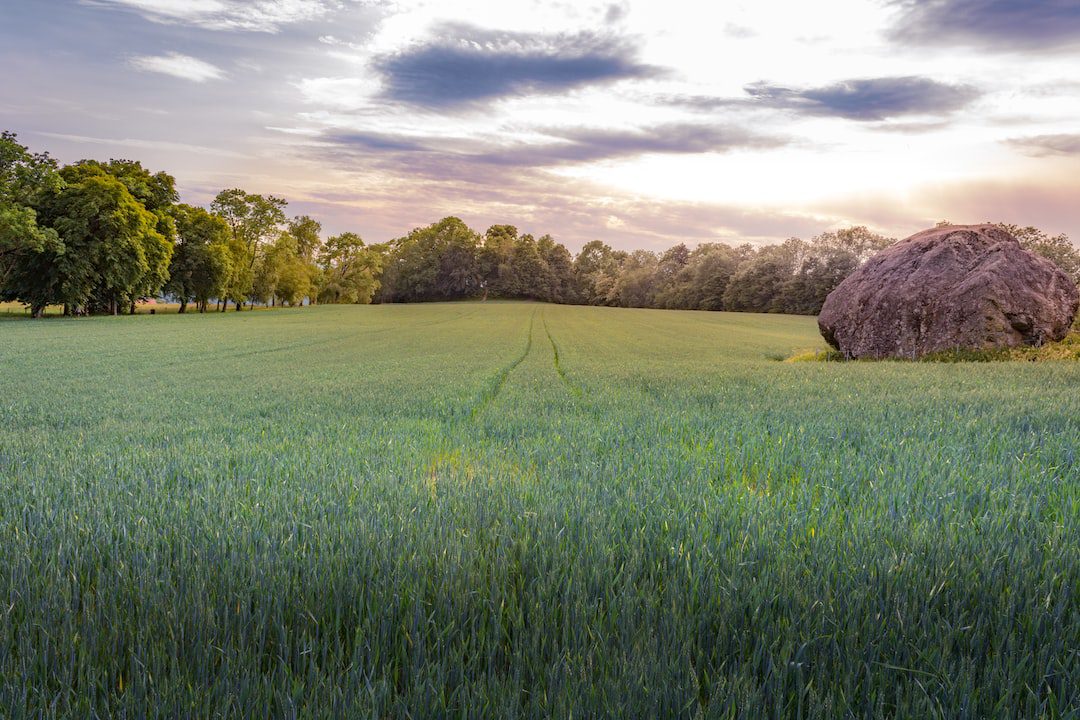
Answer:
[
  {"xmin": 84, "ymin": 0, "xmax": 337, "ymax": 32},
  {"xmin": 129, "ymin": 52, "xmax": 226, "ymax": 82},
  {"xmin": 37, "ymin": 132, "xmax": 251, "ymax": 159}
]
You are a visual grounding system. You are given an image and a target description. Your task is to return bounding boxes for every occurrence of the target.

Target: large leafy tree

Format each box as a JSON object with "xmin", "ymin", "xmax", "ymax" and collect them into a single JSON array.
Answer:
[
  {"xmin": 165, "ymin": 204, "xmax": 233, "ymax": 313},
  {"xmin": 13, "ymin": 172, "xmax": 171, "ymax": 316},
  {"xmin": 606, "ymin": 250, "xmax": 658, "ymax": 307},
  {"xmin": 573, "ymin": 240, "xmax": 626, "ymax": 305},
  {"xmin": 477, "ymin": 224, "xmax": 517, "ymax": 298},
  {"xmin": 64, "ymin": 159, "xmax": 178, "ymax": 213},
  {"xmin": 288, "ymin": 215, "xmax": 322, "ymax": 261},
  {"xmin": 318, "ymin": 232, "xmax": 383, "ymax": 304},
  {"xmin": 776, "ymin": 248, "xmax": 858, "ymax": 315},
  {"xmin": 538, "ymin": 234, "xmax": 577, "ymax": 303},
  {"xmin": 210, "ymin": 189, "xmax": 287, "ymax": 309},
  {"xmin": 811, "ymin": 226, "xmax": 895, "ymax": 264},
  {"xmin": 722, "ymin": 240, "xmax": 803, "ymax": 313},
  {"xmin": 0, "ymin": 132, "xmax": 63, "ymax": 301},
  {"xmin": 380, "ymin": 217, "xmax": 480, "ymax": 302}
]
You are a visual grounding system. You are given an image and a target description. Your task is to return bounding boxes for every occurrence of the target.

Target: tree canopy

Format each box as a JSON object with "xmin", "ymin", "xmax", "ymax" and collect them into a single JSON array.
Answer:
[{"xmin": 3, "ymin": 131, "xmax": 1078, "ymax": 319}]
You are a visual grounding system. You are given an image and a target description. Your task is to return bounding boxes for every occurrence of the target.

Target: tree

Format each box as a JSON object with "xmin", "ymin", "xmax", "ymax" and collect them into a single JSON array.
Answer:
[
  {"xmin": 811, "ymin": 226, "xmax": 895, "ymax": 264},
  {"xmin": 318, "ymin": 232, "xmax": 382, "ymax": 304},
  {"xmin": 776, "ymin": 248, "xmax": 858, "ymax": 315},
  {"xmin": 288, "ymin": 215, "xmax": 322, "ymax": 261},
  {"xmin": 379, "ymin": 217, "xmax": 480, "ymax": 302},
  {"xmin": 0, "ymin": 132, "xmax": 62, "ymax": 303},
  {"xmin": 508, "ymin": 234, "xmax": 546, "ymax": 299},
  {"xmin": 165, "ymin": 204, "xmax": 233, "ymax": 313},
  {"xmin": 16, "ymin": 172, "xmax": 171, "ymax": 316},
  {"xmin": 648, "ymin": 243, "xmax": 691, "ymax": 308},
  {"xmin": 63, "ymin": 161, "xmax": 180, "ymax": 310},
  {"xmin": 210, "ymin": 189, "xmax": 287, "ymax": 309},
  {"xmin": 722, "ymin": 240, "xmax": 803, "ymax": 313},
  {"xmin": 574, "ymin": 240, "xmax": 625, "ymax": 305},
  {"xmin": 538, "ymin": 234, "xmax": 577, "ymax": 303},
  {"xmin": 607, "ymin": 250, "xmax": 658, "ymax": 307},
  {"xmin": 64, "ymin": 159, "xmax": 178, "ymax": 213},
  {"xmin": 478, "ymin": 225, "xmax": 517, "ymax": 298}
]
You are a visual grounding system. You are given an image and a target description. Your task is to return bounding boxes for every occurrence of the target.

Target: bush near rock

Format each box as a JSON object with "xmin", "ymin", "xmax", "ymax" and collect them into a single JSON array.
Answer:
[{"xmin": 818, "ymin": 224, "xmax": 1080, "ymax": 359}]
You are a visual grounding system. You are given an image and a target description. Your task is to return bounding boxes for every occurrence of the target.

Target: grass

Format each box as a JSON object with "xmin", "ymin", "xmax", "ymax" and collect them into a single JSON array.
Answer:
[
  {"xmin": 0, "ymin": 302, "xmax": 1077, "ymax": 718},
  {"xmin": 784, "ymin": 331, "xmax": 1080, "ymax": 363}
]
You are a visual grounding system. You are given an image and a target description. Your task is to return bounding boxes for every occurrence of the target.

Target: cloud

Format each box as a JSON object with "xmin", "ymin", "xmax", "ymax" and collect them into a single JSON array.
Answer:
[
  {"xmin": 37, "ymin": 132, "xmax": 251, "ymax": 158},
  {"xmin": 322, "ymin": 130, "xmax": 431, "ymax": 153},
  {"xmin": 1006, "ymin": 134, "xmax": 1080, "ymax": 157},
  {"xmin": 128, "ymin": 52, "xmax": 226, "ymax": 82},
  {"xmin": 82, "ymin": 0, "xmax": 336, "ymax": 32},
  {"xmin": 743, "ymin": 76, "xmax": 980, "ymax": 121},
  {"xmin": 886, "ymin": 0, "xmax": 1080, "ymax": 50},
  {"xmin": 819, "ymin": 178, "xmax": 1080, "ymax": 248},
  {"xmin": 322, "ymin": 123, "xmax": 784, "ymax": 171},
  {"xmin": 474, "ymin": 124, "xmax": 785, "ymax": 165},
  {"xmin": 373, "ymin": 23, "xmax": 660, "ymax": 108}
]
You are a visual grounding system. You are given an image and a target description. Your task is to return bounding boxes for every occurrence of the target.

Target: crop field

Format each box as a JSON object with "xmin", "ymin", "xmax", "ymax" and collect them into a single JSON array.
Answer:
[{"xmin": 0, "ymin": 302, "xmax": 1077, "ymax": 718}]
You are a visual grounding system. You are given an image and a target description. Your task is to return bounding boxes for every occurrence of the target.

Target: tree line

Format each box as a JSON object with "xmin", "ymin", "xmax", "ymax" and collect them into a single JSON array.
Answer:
[{"xmin": 3, "ymin": 131, "xmax": 1078, "ymax": 318}]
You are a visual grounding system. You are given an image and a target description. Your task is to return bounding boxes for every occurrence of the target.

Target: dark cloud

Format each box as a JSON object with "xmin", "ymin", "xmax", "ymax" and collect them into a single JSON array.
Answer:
[
  {"xmin": 1006, "ymin": 134, "xmax": 1080, "ymax": 156},
  {"xmin": 373, "ymin": 23, "xmax": 660, "ymax": 108},
  {"xmin": 744, "ymin": 76, "xmax": 980, "ymax": 120},
  {"xmin": 322, "ymin": 131, "xmax": 430, "ymax": 152},
  {"xmin": 475, "ymin": 124, "xmax": 785, "ymax": 165},
  {"xmin": 886, "ymin": 0, "xmax": 1080, "ymax": 50},
  {"xmin": 661, "ymin": 77, "xmax": 979, "ymax": 121},
  {"xmin": 321, "ymin": 123, "xmax": 784, "ymax": 173}
]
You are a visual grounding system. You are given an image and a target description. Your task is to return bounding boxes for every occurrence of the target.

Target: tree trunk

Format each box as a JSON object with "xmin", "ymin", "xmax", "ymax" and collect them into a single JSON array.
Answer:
[
  {"xmin": 130, "ymin": 301, "xmax": 136, "ymax": 315},
  {"xmin": 31, "ymin": 302, "xmax": 46, "ymax": 319},
  {"xmin": 179, "ymin": 300, "xmax": 187, "ymax": 314}
]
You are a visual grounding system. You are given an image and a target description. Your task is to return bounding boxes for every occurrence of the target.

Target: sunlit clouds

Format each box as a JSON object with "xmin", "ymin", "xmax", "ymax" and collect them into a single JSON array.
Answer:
[
  {"xmin": 3, "ymin": 0, "xmax": 1079, "ymax": 249},
  {"xmin": 129, "ymin": 52, "xmax": 226, "ymax": 81}
]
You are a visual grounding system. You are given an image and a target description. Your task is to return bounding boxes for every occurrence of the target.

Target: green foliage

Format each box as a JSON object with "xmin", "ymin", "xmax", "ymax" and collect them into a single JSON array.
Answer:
[
  {"xmin": 378, "ymin": 216, "xmax": 481, "ymax": 302},
  {"xmin": 722, "ymin": 240, "xmax": 800, "ymax": 312},
  {"xmin": 0, "ymin": 131, "xmax": 63, "ymax": 299},
  {"xmin": 0, "ymin": 303, "xmax": 1076, "ymax": 717},
  {"xmin": 5, "ymin": 171, "xmax": 170, "ymax": 315},
  {"xmin": 6, "ymin": 131, "xmax": 1077, "ymax": 322},
  {"xmin": 288, "ymin": 214, "xmax": 322, "ymax": 261},
  {"xmin": 165, "ymin": 204, "xmax": 233, "ymax": 312},
  {"xmin": 64, "ymin": 158, "xmax": 178, "ymax": 213},
  {"xmin": 318, "ymin": 232, "xmax": 382, "ymax": 304},
  {"xmin": 210, "ymin": 188, "xmax": 288, "ymax": 308}
]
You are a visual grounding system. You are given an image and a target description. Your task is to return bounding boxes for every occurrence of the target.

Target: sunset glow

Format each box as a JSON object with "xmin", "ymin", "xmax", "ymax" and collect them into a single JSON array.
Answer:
[{"xmin": 4, "ymin": 0, "xmax": 1079, "ymax": 248}]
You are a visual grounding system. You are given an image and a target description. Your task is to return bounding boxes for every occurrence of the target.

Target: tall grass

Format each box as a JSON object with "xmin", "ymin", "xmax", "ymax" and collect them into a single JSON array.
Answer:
[{"xmin": 0, "ymin": 303, "xmax": 1077, "ymax": 718}]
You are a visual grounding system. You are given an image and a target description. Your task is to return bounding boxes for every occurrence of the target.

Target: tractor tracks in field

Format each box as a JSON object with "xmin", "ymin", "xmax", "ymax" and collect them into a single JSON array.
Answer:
[
  {"xmin": 467, "ymin": 309, "xmax": 537, "ymax": 420},
  {"xmin": 460, "ymin": 307, "xmax": 584, "ymax": 422},
  {"xmin": 541, "ymin": 312, "xmax": 583, "ymax": 398}
]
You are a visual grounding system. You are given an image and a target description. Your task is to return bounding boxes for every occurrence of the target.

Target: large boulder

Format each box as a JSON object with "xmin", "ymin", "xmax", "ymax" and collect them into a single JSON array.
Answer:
[{"xmin": 818, "ymin": 224, "xmax": 1079, "ymax": 359}]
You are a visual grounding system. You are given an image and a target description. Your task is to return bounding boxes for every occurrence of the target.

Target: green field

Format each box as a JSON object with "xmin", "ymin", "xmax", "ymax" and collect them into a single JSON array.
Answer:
[{"xmin": 1, "ymin": 302, "xmax": 1077, "ymax": 718}]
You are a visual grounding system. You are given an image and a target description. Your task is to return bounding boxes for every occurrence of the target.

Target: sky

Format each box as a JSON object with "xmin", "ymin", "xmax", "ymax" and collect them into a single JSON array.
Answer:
[{"xmin": 2, "ymin": 0, "xmax": 1079, "ymax": 251}]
